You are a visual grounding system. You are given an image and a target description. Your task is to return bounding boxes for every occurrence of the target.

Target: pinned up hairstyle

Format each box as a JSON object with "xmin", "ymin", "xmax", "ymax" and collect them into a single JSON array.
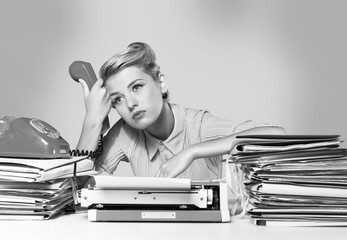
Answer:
[
  {"xmin": 100, "ymin": 42, "xmax": 168, "ymax": 100},
  {"xmin": 100, "ymin": 42, "xmax": 159, "ymax": 79}
]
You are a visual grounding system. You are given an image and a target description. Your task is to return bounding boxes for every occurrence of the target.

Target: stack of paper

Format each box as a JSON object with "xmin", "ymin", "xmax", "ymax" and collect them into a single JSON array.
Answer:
[
  {"xmin": 230, "ymin": 134, "xmax": 347, "ymax": 226},
  {"xmin": 0, "ymin": 156, "xmax": 97, "ymax": 220},
  {"xmin": 0, "ymin": 178, "xmax": 76, "ymax": 220},
  {"xmin": 0, "ymin": 156, "xmax": 96, "ymax": 182}
]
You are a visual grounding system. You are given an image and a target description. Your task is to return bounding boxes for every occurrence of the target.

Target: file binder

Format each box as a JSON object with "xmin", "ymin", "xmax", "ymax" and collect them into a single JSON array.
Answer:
[{"xmin": 229, "ymin": 134, "xmax": 347, "ymax": 226}]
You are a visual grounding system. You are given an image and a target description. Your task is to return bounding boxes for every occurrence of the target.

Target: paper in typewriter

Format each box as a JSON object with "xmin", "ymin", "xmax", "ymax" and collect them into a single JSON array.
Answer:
[
  {"xmin": 93, "ymin": 176, "xmax": 191, "ymax": 190},
  {"xmin": 229, "ymin": 134, "xmax": 347, "ymax": 226}
]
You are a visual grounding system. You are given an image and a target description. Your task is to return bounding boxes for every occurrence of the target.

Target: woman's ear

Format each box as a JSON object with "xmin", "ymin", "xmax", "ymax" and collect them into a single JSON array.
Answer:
[{"xmin": 158, "ymin": 74, "xmax": 168, "ymax": 94}]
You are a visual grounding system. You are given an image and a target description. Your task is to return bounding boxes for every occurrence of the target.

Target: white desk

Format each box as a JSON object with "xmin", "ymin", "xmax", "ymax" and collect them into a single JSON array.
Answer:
[{"xmin": 1, "ymin": 211, "xmax": 346, "ymax": 240}]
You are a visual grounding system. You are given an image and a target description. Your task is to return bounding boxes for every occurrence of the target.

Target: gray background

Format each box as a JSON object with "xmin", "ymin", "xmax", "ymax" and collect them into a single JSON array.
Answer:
[{"xmin": 1, "ymin": 0, "xmax": 346, "ymax": 175}]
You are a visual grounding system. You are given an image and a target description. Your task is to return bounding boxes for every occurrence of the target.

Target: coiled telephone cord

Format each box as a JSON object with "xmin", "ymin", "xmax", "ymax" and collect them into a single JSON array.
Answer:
[{"xmin": 69, "ymin": 135, "xmax": 104, "ymax": 158}]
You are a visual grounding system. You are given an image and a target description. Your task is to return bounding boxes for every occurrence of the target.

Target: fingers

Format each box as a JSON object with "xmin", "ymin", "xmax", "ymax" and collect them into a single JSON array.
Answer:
[
  {"xmin": 79, "ymin": 78, "xmax": 108, "ymax": 99},
  {"xmin": 78, "ymin": 79, "xmax": 90, "ymax": 99},
  {"xmin": 154, "ymin": 166, "xmax": 174, "ymax": 178},
  {"xmin": 94, "ymin": 78, "xmax": 104, "ymax": 88},
  {"xmin": 155, "ymin": 168, "xmax": 165, "ymax": 178}
]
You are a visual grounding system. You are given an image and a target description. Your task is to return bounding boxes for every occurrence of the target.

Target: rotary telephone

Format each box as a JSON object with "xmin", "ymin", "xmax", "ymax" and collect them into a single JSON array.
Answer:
[{"xmin": 0, "ymin": 116, "xmax": 70, "ymax": 158}]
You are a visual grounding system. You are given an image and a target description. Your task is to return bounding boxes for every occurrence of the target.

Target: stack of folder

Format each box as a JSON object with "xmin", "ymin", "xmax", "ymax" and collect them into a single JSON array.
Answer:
[
  {"xmin": 0, "ymin": 156, "xmax": 97, "ymax": 220},
  {"xmin": 230, "ymin": 134, "xmax": 347, "ymax": 226}
]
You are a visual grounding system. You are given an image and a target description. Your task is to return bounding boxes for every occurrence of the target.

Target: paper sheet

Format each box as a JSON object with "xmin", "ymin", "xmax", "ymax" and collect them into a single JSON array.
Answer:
[
  {"xmin": 93, "ymin": 176, "xmax": 191, "ymax": 190},
  {"xmin": 0, "ymin": 156, "xmax": 88, "ymax": 171}
]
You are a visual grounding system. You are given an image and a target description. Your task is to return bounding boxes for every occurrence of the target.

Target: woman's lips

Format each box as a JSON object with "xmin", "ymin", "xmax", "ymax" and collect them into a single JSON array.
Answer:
[{"xmin": 132, "ymin": 110, "xmax": 146, "ymax": 119}]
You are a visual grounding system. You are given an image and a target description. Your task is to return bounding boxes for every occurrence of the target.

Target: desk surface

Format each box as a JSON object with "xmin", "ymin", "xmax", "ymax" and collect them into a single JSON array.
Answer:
[{"xmin": 1, "ymin": 211, "xmax": 347, "ymax": 240}]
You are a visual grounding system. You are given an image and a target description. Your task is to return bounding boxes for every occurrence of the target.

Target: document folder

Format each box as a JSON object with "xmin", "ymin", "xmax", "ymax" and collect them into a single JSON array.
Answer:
[{"xmin": 229, "ymin": 134, "xmax": 347, "ymax": 226}]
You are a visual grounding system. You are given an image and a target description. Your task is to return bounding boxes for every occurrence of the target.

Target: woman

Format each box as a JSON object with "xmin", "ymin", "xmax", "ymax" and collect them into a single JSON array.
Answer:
[{"xmin": 76, "ymin": 42, "xmax": 285, "ymax": 180}]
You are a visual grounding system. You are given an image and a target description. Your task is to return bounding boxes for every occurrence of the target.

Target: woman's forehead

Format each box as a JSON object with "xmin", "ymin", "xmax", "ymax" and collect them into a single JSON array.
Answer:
[{"xmin": 105, "ymin": 66, "xmax": 155, "ymax": 89}]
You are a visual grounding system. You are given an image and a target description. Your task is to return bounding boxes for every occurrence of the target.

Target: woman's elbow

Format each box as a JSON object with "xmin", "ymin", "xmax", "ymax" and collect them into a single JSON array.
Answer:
[{"xmin": 269, "ymin": 126, "xmax": 287, "ymax": 135}]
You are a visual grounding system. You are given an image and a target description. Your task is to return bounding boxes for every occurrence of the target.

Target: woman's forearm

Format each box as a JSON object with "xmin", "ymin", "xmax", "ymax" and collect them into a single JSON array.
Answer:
[
  {"xmin": 76, "ymin": 116, "xmax": 103, "ymax": 152},
  {"xmin": 190, "ymin": 126, "xmax": 286, "ymax": 160},
  {"xmin": 156, "ymin": 126, "xmax": 285, "ymax": 178}
]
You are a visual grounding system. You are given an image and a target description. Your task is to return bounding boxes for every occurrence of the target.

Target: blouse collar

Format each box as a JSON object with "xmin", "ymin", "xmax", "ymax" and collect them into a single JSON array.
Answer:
[{"xmin": 144, "ymin": 104, "xmax": 185, "ymax": 161}]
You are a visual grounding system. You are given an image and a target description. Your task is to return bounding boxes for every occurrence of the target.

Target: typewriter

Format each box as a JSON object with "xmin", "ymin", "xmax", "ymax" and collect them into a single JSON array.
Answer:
[{"xmin": 81, "ymin": 176, "xmax": 230, "ymax": 222}]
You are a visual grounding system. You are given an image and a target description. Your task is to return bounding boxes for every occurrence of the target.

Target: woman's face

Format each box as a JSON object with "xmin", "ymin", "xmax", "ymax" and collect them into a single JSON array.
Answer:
[{"xmin": 105, "ymin": 66, "xmax": 164, "ymax": 129}]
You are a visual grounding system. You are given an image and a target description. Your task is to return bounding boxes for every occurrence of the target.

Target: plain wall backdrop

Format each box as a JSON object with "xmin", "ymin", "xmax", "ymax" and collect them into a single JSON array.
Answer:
[{"xmin": 1, "ymin": 0, "xmax": 346, "ymax": 175}]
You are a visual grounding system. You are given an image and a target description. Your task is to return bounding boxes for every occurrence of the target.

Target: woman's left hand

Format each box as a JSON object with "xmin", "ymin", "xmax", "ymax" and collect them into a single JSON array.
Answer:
[{"xmin": 154, "ymin": 147, "xmax": 195, "ymax": 178}]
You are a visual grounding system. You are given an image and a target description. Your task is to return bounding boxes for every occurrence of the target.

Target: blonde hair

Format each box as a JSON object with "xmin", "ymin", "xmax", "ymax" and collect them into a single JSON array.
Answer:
[
  {"xmin": 100, "ymin": 42, "xmax": 159, "ymax": 80},
  {"xmin": 100, "ymin": 42, "xmax": 168, "ymax": 100}
]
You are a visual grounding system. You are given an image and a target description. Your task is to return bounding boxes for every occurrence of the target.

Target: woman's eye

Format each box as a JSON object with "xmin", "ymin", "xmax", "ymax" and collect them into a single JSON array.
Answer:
[
  {"xmin": 112, "ymin": 97, "xmax": 124, "ymax": 106},
  {"xmin": 133, "ymin": 84, "xmax": 143, "ymax": 92}
]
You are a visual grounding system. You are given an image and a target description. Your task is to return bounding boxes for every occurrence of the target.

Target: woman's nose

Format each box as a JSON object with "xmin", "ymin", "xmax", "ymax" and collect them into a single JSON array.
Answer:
[{"xmin": 126, "ymin": 96, "xmax": 138, "ymax": 109}]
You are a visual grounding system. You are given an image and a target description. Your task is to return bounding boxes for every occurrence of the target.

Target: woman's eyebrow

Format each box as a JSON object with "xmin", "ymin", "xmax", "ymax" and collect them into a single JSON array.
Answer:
[
  {"xmin": 109, "ymin": 79, "xmax": 143, "ymax": 97},
  {"xmin": 127, "ymin": 79, "xmax": 143, "ymax": 88},
  {"xmin": 109, "ymin": 91, "xmax": 120, "ymax": 97}
]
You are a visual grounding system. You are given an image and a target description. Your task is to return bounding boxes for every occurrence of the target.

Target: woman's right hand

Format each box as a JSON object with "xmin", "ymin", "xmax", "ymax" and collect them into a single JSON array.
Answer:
[{"xmin": 79, "ymin": 78, "xmax": 112, "ymax": 127}]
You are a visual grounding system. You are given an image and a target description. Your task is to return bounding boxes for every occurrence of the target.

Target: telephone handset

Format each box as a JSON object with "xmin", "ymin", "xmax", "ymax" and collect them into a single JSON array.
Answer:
[
  {"xmin": 68, "ymin": 61, "xmax": 110, "ymax": 135},
  {"xmin": 69, "ymin": 61, "xmax": 109, "ymax": 158}
]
